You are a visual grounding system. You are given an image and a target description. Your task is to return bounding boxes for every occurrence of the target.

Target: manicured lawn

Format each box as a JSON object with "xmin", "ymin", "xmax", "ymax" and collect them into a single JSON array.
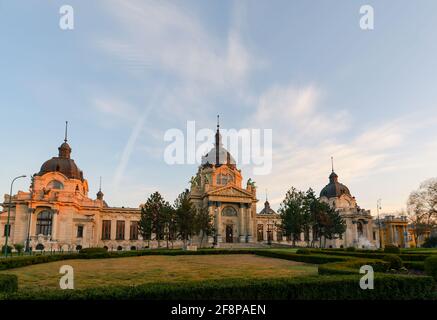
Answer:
[{"xmin": 0, "ymin": 254, "xmax": 317, "ymax": 290}]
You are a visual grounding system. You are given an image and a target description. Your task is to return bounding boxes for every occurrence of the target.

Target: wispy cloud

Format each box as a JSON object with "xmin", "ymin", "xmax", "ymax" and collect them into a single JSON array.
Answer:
[{"xmin": 99, "ymin": 0, "xmax": 256, "ymax": 91}]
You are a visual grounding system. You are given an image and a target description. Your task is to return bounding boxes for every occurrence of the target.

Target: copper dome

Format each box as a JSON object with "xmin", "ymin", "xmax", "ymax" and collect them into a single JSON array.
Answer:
[
  {"xmin": 320, "ymin": 171, "xmax": 351, "ymax": 198},
  {"xmin": 37, "ymin": 140, "xmax": 84, "ymax": 181}
]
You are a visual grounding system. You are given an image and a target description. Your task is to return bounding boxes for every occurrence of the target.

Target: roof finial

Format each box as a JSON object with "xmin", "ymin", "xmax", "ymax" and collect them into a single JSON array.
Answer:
[
  {"xmin": 217, "ymin": 114, "xmax": 220, "ymax": 130},
  {"xmin": 265, "ymin": 188, "xmax": 268, "ymax": 202},
  {"xmin": 64, "ymin": 121, "xmax": 68, "ymax": 143},
  {"xmin": 99, "ymin": 176, "xmax": 102, "ymax": 192},
  {"xmin": 331, "ymin": 156, "xmax": 334, "ymax": 173}
]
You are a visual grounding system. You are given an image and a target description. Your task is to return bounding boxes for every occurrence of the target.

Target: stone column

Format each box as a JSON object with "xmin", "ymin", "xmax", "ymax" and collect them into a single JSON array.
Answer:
[
  {"xmin": 111, "ymin": 220, "xmax": 116, "ymax": 241},
  {"xmin": 246, "ymin": 203, "xmax": 253, "ymax": 242},
  {"xmin": 404, "ymin": 226, "xmax": 409, "ymax": 248},
  {"xmin": 51, "ymin": 210, "xmax": 59, "ymax": 241},
  {"xmin": 239, "ymin": 203, "xmax": 245, "ymax": 242},
  {"xmin": 125, "ymin": 220, "xmax": 130, "ymax": 242},
  {"xmin": 216, "ymin": 202, "xmax": 222, "ymax": 243}
]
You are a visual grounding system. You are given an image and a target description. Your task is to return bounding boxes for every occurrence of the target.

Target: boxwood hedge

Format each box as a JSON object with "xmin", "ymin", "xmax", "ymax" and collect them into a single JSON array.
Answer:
[
  {"xmin": 0, "ymin": 274, "xmax": 18, "ymax": 294},
  {"xmin": 1, "ymin": 274, "xmax": 433, "ymax": 300}
]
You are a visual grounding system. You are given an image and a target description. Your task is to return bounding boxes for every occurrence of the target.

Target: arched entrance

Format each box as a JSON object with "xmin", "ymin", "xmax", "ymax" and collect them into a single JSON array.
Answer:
[{"xmin": 225, "ymin": 225, "xmax": 233, "ymax": 243}]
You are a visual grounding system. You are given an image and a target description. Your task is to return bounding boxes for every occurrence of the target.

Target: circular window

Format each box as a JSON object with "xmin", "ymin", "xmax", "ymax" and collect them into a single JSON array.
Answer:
[
  {"xmin": 117, "ymin": 246, "xmax": 123, "ymax": 251},
  {"xmin": 36, "ymin": 243, "xmax": 45, "ymax": 251}
]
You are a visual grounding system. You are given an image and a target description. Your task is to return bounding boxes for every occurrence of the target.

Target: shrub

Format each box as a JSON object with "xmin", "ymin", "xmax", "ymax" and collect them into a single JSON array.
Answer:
[
  {"xmin": 384, "ymin": 245, "xmax": 401, "ymax": 254},
  {"xmin": 422, "ymin": 237, "xmax": 437, "ymax": 248},
  {"xmin": 346, "ymin": 247, "xmax": 356, "ymax": 252},
  {"xmin": 79, "ymin": 247, "xmax": 108, "ymax": 254},
  {"xmin": 382, "ymin": 255, "xmax": 403, "ymax": 270},
  {"xmin": 1, "ymin": 245, "xmax": 13, "ymax": 255},
  {"xmin": 0, "ymin": 274, "xmax": 18, "ymax": 293},
  {"xmin": 13, "ymin": 244, "xmax": 24, "ymax": 254},
  {"xmin": 318, "ymin": 258, "xmax": 389, "ymax": 275},
  {"xmin": 296, "ymin": 248, "xmax": 310, "ymax": 254},
  {"xmin": 424, "ymin": 256, "xmax": 437, "ymax": 280}
]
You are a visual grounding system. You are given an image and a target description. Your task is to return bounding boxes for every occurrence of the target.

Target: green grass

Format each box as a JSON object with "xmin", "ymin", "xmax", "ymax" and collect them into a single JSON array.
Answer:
[{"xmin": 0, "ymin": 254, "xmax": 317, "ymax": 291}]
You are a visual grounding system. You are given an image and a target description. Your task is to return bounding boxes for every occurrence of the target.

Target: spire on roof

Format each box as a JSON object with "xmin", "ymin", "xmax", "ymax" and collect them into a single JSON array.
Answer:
[
  {"xmin": 64, "ymin": 121, "xmax": 68, "ymax": 143},
  {"xmin": 97, "ymin": 176, "xmax": 104, "ymax": 200},
  {"xmin": 215, "ymin": 114, "xmax": 222, "ymax": 164}
]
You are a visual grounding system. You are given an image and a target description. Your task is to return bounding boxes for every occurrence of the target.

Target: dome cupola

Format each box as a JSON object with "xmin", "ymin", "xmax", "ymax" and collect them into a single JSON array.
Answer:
[
  {"xmin": 320, "ymin": 158, "xmax": 351, "ymax": 198},
  {"xmin": 37, "ymin": 122, "xmax": 84, "ymax": 181}
]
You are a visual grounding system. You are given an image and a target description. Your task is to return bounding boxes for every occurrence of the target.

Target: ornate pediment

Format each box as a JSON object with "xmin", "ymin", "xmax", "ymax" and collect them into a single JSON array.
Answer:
[{"xmin": 207, "ymin": 185, "xmax": 253, "ymax": 199}]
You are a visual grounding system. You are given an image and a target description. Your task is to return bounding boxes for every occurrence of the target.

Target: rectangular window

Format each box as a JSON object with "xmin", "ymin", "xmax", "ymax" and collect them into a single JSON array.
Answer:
[
  {"xmin": 130, "ymin": 221, "xmax": 139, "ymax": 240},
  {"xmin": 3, "ymin": 224, "xmax": 10, "ymax": 237},
  {"xmin": 373, "ymin": 231, "xmax": 376, "ymax": 240},
  {"xmin": 102, "ymin": 220, "xmax": 111, "ymax": 240},
  {"xmin": 116, "ymin": 220, "xmax": 125, "ymax": 240},
  {"xmin": 77, "ymin": 225, "xmax": 84, "ymax": 238}
]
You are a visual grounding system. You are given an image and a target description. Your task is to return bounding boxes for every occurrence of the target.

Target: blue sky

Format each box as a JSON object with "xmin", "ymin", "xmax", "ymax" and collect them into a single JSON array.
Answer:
[{"xmin": 1, "ymin": 0, "xmax": 437, "ymax": 215}]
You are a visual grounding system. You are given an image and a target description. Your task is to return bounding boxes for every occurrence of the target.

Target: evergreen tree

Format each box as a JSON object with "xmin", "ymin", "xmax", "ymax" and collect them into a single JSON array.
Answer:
[
  {"xmin": 164, "ymin": 206, "xmax": 177, "ymax": 249},
  {"xmin": 195, "ymin": 207, "xmax": 215, "ymax": 248},
  {"xmin": 139, "ymin": 202, "xmax": 153, "ymax": 248},
  {"xmin": 139, "ymin": 192, "xmax": 171, "ymax": 248},
  {"xmin": 323, "ymin": 204, "xmax": 346, "ymax": 245},
  {"xmin": 279, "ymin": 187, "xmax": 305, "ymax": 246},
  {"xmin": 174, "ymin": 189, "xmax": 197, "ymax": 247}
]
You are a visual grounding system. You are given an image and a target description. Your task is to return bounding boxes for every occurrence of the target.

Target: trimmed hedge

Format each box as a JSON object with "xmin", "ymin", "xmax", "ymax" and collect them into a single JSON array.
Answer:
[
  {"xmin": 318, "ymin": 258, "xmax": 390, "ymax": 275},
  {"xmin": 384, "ymin": 245, "xmax": 401, "ymax": 254},
  {"xmin": 424, "ymin": 256, "xmax": 437, "ymax": 280},
  {"xmin": 255, "ymin": 250, "xmax": 349, "ymax": 264},
  {"xmin": 403, "ymin": 261, "xmax": 424, "ymax": 271},
  {"xmin": 2, "ymin": 274, "xmax": 434, "ymax": 300},
  {"xmin": 296, "ymin": 248, "xmax": 311, "ymax": 255},
  {"xmin": 79, "ymin": 247, "xmax": 108, "ymax": 254},
  {"xmin": 0, "ymin": 274, "xmax": 18, "ymax": 294},
  {"xmin": 304, "ymin": 249, "xmax": 432, "ymax": 262},
  {"xmin": 0, "ymin": 254, "xmax": 79, "ymax": 271}
]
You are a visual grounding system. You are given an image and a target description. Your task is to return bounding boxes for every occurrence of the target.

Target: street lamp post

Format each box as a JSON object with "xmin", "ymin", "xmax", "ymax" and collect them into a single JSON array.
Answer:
[
  {"xmin": 3, "ymin": 175, "xmax": 26, "ymax": 257},
  {"xmin": 377, "ymin": 199, "xmax": 383, "ymax": 249}
]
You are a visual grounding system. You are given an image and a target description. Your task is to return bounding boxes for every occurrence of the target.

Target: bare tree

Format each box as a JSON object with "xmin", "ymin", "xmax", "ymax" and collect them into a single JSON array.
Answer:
[{"xmin": 407, "ymin": 178, "xmax": 437, "ymax": 241}]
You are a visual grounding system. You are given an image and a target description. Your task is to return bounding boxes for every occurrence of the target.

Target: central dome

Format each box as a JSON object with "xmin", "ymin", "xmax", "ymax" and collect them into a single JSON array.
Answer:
[
  {"xmin": 38, "ymin": 157, "xmax": 83, "ymax": 181},
  {"xmin": 201, "ymin": 146, "xmax": 236, "ymax": 166},
  {"xmin": 320, "ymin": 171, "xmax": 351, "ymax": 198},
  {"xmin": 37, "ymin": 125, "xmax": 84, "ymax": 181}
]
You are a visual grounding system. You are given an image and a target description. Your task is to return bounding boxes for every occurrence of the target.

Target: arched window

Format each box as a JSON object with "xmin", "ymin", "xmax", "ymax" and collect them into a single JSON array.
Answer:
[
  {"xmin": 47, "ymin": 180, "xmax": 64, "ymax": 190},
  {"xmin": 222, "ymin": 206, "xmax": 237, "ymax": 216},
  {"xmin": 36, "ymin": 210, "xmax": 53, "ymax": 236},
  {"xmin": 216, "ymin": 174, "xmax": 233, "ymax": 185}
]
